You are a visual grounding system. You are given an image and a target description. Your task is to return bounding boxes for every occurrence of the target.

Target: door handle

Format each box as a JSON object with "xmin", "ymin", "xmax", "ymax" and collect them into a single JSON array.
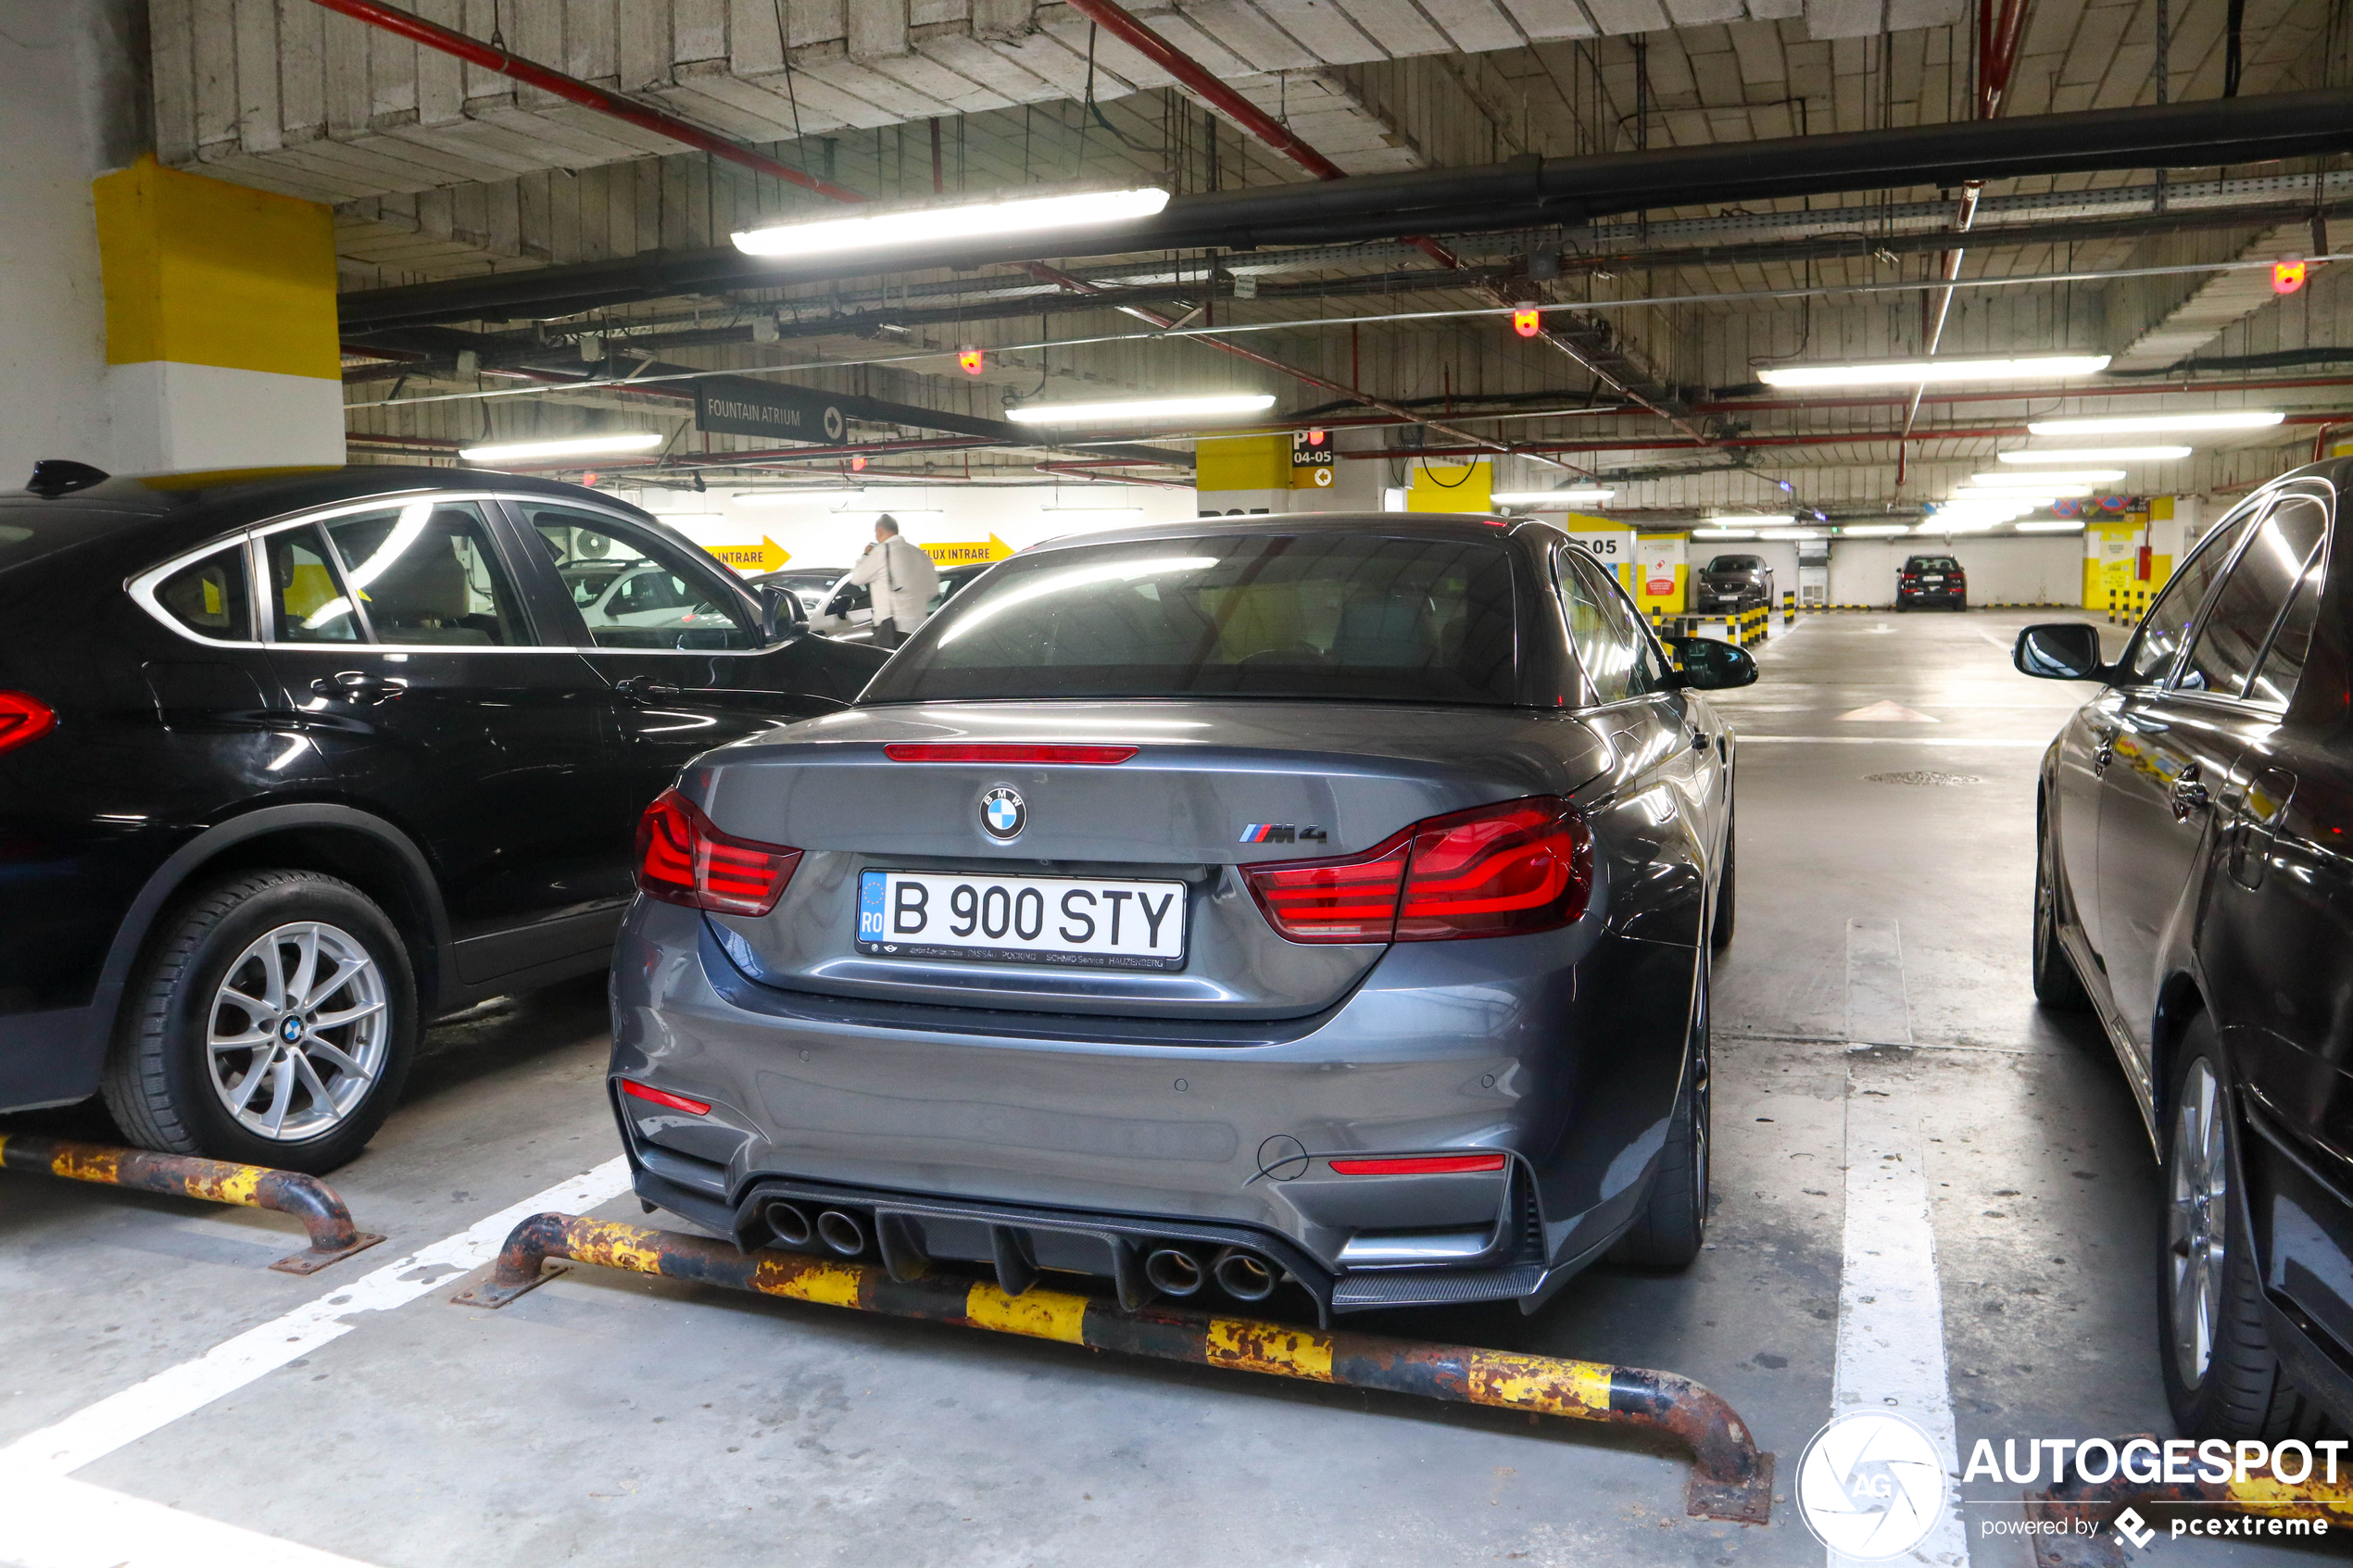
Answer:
[
  {"xmin": 1690, "ymin": 729, "xmax": 1710, "ymax": 752},
  {"xmin": 310, "ymin": 671, "xmax": 405, "ymax": 702},
  {"xmin": 2171, "ymin": 763, "xmax": 2209, "ymax": 822},
  {"xmin": 616, "ymin": 674, "xmax": 684, "ymax": 701}
]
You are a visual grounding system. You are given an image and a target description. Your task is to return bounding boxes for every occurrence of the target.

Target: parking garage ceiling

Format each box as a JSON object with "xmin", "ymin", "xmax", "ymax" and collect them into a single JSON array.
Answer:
[{"xmin": 156, "ymin": 0, "xmax": 2353, "ymax": 514}]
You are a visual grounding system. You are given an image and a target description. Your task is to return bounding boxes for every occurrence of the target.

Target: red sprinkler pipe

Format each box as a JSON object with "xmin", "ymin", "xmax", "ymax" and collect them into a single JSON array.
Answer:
[{"xmin": 305, "ymin": 0, "xmax": 866, "ymax": 205}]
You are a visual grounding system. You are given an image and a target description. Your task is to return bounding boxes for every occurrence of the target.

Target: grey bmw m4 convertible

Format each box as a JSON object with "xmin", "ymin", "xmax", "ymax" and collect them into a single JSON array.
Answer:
[{"xmin": 609, "ymin": 515, "xmax": 1755, "ymax": 1322}]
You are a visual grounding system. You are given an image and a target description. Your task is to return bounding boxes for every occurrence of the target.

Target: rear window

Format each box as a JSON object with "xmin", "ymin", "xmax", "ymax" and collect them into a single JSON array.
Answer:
[
  {"xmin": 0, "ymin": 503, "xmax": 156, "ymax": 572},
  {"xmin": 1705, "ymin": 556, "xmax": 1763, "ymax": 572},
  {"xmin": 1906, "ymin": 557, "xmax": 1959, "ymax": 571},
  {"xmin": 862, "ymin": 532, "xmax": 1520, "ymax": 707}
]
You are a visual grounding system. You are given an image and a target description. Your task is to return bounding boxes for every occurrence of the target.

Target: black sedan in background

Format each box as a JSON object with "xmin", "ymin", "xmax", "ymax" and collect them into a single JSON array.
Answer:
[
  {"xmin": 0, "ymin": 464, "xmax": 879, "ymax": 1171},
  {"xmin": 2016, "ymin": 458, "xmax": 2352, "ymax": 1439},
  {"xmin": 1898, "ymin": 554, "xmax": 1967, "ymax": 609}
]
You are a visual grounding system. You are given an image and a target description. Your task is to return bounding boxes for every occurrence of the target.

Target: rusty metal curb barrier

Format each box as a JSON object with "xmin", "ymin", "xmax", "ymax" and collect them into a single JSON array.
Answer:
[
  {"xmin": 2020, "ymin": 1440, "xmax": 2353, "ymax": 1567},
  {"xmin": 0, "ymin": 1133, "xmax": 384, "ymax": 1274},
  {"xmin": 453, "ymin": 1212, "xmax": 1776, "ymax": 1524}
]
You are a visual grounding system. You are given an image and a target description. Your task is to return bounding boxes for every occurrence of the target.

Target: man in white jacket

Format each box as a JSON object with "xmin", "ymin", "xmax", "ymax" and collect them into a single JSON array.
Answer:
[{"xmin": 843, "ymin": 515, "xmax": 939, "ymax": 648}]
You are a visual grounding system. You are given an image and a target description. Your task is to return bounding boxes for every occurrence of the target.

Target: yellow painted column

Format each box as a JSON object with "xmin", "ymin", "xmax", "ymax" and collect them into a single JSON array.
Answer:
[
  {"xmin": 1635, "ymin": 533, "xmax": 1687, "ymax": 619},
  {"xmin": 1194, "ymin": 433, "xmax": 1291, "ymax": 516},
  {"xmin": 1406, "ymin": 461, "xmax": 1491, "ymax": 511},
  {"xmin": 94, "ymin": 157, "xmax": 343, "ymax": 475}
]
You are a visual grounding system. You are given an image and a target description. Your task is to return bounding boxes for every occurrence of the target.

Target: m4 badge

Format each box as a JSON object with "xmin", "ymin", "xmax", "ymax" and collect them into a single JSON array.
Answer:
[{"xmin": 1239, "ymin": 824, "xmax": 1327, "ymax": 845}]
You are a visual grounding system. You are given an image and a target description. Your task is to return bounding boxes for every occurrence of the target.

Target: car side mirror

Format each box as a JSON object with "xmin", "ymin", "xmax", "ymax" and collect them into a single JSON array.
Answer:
[
  {"xmin": 2014, "ymin": 622, "xmax": 2107, "ymax": 681},
  {"xmin": 755, "ymin": 583, "xmax": 805, "ymax": 644},
  {"xmin": 1667, "ymin": 636, "xmax": 1758, "ymax": 690}
]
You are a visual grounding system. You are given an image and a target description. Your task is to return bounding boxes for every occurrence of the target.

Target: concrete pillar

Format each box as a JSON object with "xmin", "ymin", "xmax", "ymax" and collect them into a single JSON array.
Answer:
[
  {"xmin": 0, "ymin": 0, "xmax": 143, "ymax": 485},
  {"xmin": 94, "ymin": 157, "xmax": 345, "ymax": 475}
]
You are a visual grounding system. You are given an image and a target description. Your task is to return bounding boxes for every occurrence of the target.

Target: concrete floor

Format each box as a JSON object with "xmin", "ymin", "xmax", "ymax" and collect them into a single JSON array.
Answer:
[{"xmin": 0, "ymin": 610, "xmax": 2323, "ymax": 1566}]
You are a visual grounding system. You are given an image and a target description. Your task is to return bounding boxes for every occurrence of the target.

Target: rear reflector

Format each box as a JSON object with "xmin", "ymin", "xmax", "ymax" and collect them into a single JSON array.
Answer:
[
  {"xmin": 635, "ymin": 789, "xmax": 802, "ymax": 916},
  {"xmin": 621, "ymin": 1079, "xmax": 711, "ymax": 1115},
  {"xmin": 1329, "ymin": 1153, "xmax": 1508, "ymax": 1175},
  {"xmin": 884, "ymin": 743, "xmax": 1138, "ymax": 764},
  {"xmin": 0, "ymin": 691, "xmax": 56, "ymax": 755},
  {"xmin": 1245, "ymin": 795, "xmax": 1591, "ymax": 945}
]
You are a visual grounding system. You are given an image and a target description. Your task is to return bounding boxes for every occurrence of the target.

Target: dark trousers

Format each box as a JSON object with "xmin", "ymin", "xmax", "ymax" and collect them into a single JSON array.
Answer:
[{"xmin": 871, "ymin": 620, "xmax": 906, "ymax": 649}]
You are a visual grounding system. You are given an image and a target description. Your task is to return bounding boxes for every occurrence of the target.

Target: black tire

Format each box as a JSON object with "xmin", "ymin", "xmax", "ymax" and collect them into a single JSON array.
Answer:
[
  {"xmin": 101, "ymin": 870, "xmax": 417, "ymax": 1174},
  {"xmin": 1710, "ymin": 815, "xmax": 1736, "ymax": 952},
  {"xmin": 2157, "ymin": 1023, "xmax": 2321, "ymax": 1439},
  {"xmin": 1615, "ymin": 954, "xmax": 1711, "ymax": 1268},
  {"xmin": 2032, "ymin": 802, "xmax": 2092, "ymax": 1011}
]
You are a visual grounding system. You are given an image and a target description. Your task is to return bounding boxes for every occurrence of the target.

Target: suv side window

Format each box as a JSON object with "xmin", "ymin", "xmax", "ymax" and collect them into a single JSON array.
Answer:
[
  {"xmin": 2177, "ymin": 494, "xmax": 2327, "ymax": 699},
  {"xmin": 320, "ymin": 502, "xmax": 529, "ymax": 646},
  {"xmin": 522, "ymin": 505, "xmax": 754, "ymax": 651},
  {"xmin": 266, "ymin": 525, "xmax": 363, "ymax": 643},
  {"xmin": 2246, "ymin": 498, "xmax": 2331, "ymax": 709},
  {"xmin": 2122, "ymin": 503, "xmax": 2259, "ymax": 683},
  {"xmin": 153, "ymin": 546, "xmax": 252, "ymax": 642}
]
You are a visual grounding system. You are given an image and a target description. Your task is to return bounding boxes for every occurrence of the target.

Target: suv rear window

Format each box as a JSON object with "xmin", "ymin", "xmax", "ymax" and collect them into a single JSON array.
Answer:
[
  {"xmin": 1906, "ymin": 557, "xmax": 1959, "ymax": 571},
  {"xmin": 862, "ymin": 533, "xmax": 1519, "ymax": 707},
  {"xmin": 1705, "ymin": 556, "xmax": 1763, "ymax": 572}
]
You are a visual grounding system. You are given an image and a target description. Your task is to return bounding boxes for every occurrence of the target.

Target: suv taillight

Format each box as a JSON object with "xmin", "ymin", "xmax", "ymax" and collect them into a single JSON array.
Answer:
[
  {"xmin": 0, "ymin": 692, "xmax": 54, "ymax": 755},
  {"xmin": 635, "ymin": 789, "xmax": 802, "ymax": 916},
  {"xmin": 1245, "ymin": 796, "xmax": 1591, "ymax": 944}
]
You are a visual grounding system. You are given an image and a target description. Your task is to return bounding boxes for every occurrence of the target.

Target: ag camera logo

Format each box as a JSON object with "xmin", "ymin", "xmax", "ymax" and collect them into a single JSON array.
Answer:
[{"xmin": 1796, "ymin": 1411, "xmax": 1949, "ymax": 1560}]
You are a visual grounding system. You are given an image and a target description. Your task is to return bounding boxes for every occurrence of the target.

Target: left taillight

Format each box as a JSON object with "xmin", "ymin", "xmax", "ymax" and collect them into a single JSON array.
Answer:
[
  {"xmin": 635, "ymin": 788, "xmax": 802, "ymax": 916},
  {"xmin": 1245, "ymin": 796, "xmax": 1592, "ymax": 945},
  {"xmin": 0, "ymin": 692, "xmax": 55, "ymax": 755}
]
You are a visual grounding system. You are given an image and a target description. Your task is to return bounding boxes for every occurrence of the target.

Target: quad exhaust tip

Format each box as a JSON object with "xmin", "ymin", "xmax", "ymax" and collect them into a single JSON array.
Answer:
[
  {"xmin": 817, "ymin": 1209, "xmax": 867, "ymax": 1256},
  {"xmin": 1212, "ymin": 1247, "xmax": 1277, "ymax": 1302},
  {"xmin": 1143, "ymin": 1246, "xmax": 1205, "ymax": 1297},
  {"xmin": 763, "ymin": 1200, "xmax": 813, "ymax": 1248}
]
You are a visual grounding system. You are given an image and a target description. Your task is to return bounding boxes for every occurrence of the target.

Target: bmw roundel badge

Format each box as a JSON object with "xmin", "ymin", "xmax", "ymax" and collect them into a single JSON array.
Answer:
[{"xmin": 980, "ymin": 785, "xmax": 1026, "ymax": 841}]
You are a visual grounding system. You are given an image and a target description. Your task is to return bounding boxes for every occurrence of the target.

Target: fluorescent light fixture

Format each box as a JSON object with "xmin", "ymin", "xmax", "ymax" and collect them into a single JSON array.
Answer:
[
  {"xmin": 2027, "ymin": 410, "xmax": 2284, "ymax": 435},
  {"xmin": 459, "ymin": 432, "xmax": 665, "ymax": 463},
  {"xmin": 1690, "ymin": 528, "xmax": 1756, "ymax": 539},
  {"xmin": 1998, "ymin": 445, "xmax": 2192, "ymax": 464},
  {"xmin": 2017, "ymin": 520, "xmax": 2088, "ymax": 533},
  {"xmin": 1755, "ymin": 353, "xmax": 2109, "ymax": 388},
  {"xmin": 732, "ymin": 187, "xmax": 1170, "ymax": 258},
  {"xmin": 1954, "ymin": 487, "xmax": 2088, "ymax": 502},
  {"xmin": 1920, "ymin": 519, "xmax": 2004, "ymax": 533},
  {"xmin": 1969, "ymin": 470, "xmax": 2125, "ymax": 486},
  {"xmin": 734, "ymin": 489, "xmax": 866, "ymax": 507},
  {"xmin": 1492, "ymin": 488, "xmax": 1617, "ymax": 506},
  {"xmin": 1705, "ymin": 514, "xmax": 1794, "ymax": 526},
  {"xmin": 1006, "ymin": 394, "xmax": 1277, "ymax": 425},
  {"xmin": 1840, "ymin": 524, "xmax": 1914, "ymax": 536}
]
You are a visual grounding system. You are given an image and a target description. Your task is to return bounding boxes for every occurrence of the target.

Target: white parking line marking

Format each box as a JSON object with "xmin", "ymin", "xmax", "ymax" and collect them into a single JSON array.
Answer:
[
  {"xmin": 1835, "ymin": 918, "xmax": 1969, "ymax": 1567},
  {"xmin": 1835, "ymin": 1085, "xmax": 1971, "ymax": 1568},
  {"xmin": 1845, "ymin": 919, "xmax": 1912, "ymax": 1048},
  {"xmin": 0, "ymin": 1157, "xmax": 632, "ymax": 1479},
  {"xmin": 0, "ymin": 1474, "xmax": 383, "ymax": 1568}
]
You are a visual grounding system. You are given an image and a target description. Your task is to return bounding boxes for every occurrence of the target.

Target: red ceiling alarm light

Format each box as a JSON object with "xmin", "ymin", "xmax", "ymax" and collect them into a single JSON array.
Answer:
[
  {"xmin": 850, "ymin": 456, "xmax": 867, "ymax": 471},
  {"xmin": 958, "ymin": 345, "xmax": 984, "ymax": 374},
  {"xmin": 1511, "ymin": 303, "xmax": 1541, "ymax": 338},
  {"xmin": 2273, "ymin": 257, "xmax": 2308, "ymax": 295},
  {"xmin": 1307, "ymin": 428, "xmax": 1326, "ymax": 445}
]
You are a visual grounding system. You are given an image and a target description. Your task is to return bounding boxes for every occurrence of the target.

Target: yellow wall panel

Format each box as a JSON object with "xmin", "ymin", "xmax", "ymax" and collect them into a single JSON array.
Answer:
[
  {"xmin": 1195, "ymin": 434, "xmax": 1290, "ymax": 492},
  {"xmin": 1407, "ymin": 461, "xmax": 1490, "ymax": 511},
  {"xmin": 94, "ymin": 157, "xmax": 338, "ymax": 381}
]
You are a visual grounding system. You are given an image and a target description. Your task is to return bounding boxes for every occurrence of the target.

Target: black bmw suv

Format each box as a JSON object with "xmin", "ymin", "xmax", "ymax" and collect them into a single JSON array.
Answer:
[
  {"xmin": 2016, "ymin": 458, "xmax": 2353, "ymax": 1440},
  {"xmin": 0, "ymin": 465, "xmax": 880, "ymax": 1172}
]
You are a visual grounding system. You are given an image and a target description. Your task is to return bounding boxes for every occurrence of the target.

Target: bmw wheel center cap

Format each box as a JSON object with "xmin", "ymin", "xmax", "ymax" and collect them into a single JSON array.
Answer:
[{"xmin": 980, "ymin": 786, "xmax": 1026, "ymax": 841}]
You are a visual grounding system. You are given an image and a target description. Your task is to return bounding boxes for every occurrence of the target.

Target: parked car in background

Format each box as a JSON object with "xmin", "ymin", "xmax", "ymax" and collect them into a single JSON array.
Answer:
[
  {"xmin": 0, "ymin": 463, "xmax": 882, "ymax": 1172},
  {"xmin": 610, "ymin": 514, "xmax": 1755, "ymax": 1323},
  {"xmin": 808, "ymin": 559, "xmax": 990, "ymax": 641},
  {"xmin": 1692, "ymin": 554, "xmax": 1773, "ymax": 612},
  {"xmin": 2015, "ymin": 458, "xmax": 2353, "ymax": 1439},
  {"xmin": 1898, "ymin": 555, "xmax": 1968, "ymax": 609},
  {"xmin": 747, "ymin": 566, "xmax": 851, "ymax": 618}
]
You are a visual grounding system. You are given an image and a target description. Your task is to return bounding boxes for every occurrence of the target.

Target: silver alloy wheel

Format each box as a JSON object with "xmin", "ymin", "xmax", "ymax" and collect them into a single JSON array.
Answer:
[
  {"xmin": 206, "ymin": 921, "xmax": 391, "ymax": 1141},
  {"xmin": 2167, "ymin": 1057, "xmax": 2229, "ymax": 1388}
]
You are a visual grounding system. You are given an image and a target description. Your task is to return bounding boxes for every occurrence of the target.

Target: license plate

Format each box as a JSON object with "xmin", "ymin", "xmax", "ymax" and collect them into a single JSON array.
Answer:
[
  {"xmin": 857, "ymin": 870, "xmax": 1187, "ymax": 971},
  {"xmin": 1923, "ymin": 575, "xmax": 1944, "ymax": 583}
]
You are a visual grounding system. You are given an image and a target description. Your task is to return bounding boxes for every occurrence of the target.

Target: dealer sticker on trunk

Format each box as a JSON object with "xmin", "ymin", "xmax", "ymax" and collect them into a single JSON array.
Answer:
[{"xmin": 857, "ymin": 870, "xmax": 1188, "ymax": 971}]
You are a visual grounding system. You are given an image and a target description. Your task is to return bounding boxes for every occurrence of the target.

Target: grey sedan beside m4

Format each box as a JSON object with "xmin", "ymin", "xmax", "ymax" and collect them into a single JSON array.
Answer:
[{"xmin": 608, "ymin": 514, "xmax": 1755, "ymax": 1323}]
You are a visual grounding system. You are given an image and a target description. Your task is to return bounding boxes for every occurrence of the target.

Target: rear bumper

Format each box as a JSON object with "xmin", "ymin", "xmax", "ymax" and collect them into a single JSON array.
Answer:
[{"xmin": 609, "ymin": 898, "xmax": 1697, "ymax": 1314}]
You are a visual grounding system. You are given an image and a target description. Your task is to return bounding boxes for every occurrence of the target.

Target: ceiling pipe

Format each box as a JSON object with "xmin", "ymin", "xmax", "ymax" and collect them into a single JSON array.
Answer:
[
  {"xmin": 304, "ymin": 0, "xmax": 864, "ymax": 204},
  {"xmin": 1343, "ymin": 409, "xmax": 2353, "ymax": 459},
  {"xmin": 306, "ymin": 0, "xmax": 1506, "ymax": 468}
]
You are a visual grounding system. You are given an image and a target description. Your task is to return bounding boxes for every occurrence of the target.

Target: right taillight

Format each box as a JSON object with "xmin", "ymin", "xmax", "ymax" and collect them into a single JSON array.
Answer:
[
  {"xmin": 1245, "ymin": 796, "xmax": 1591, "ymax": 945},
  {"xmin": 0, "ymin": 692, "xmax": 55, "ymax": 755},
  {"xmin": 635, "ymin": 788, "xmax": 802, "ymax": 916}
]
